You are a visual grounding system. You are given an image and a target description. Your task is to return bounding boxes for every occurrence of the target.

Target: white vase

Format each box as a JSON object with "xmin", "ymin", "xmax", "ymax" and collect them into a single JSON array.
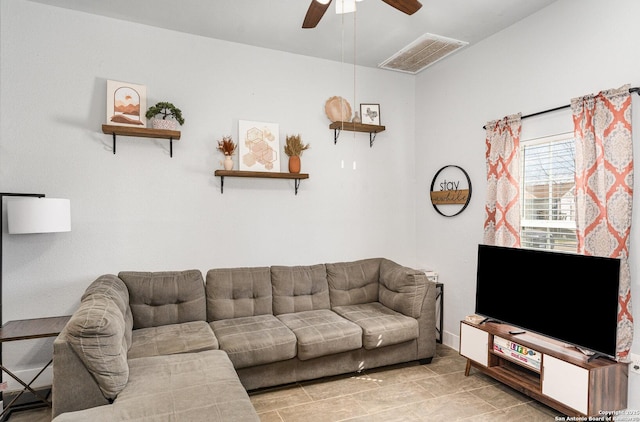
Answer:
[{"xmin": 223, "ymin": 155, "xmax": 234, "ymax": 170}]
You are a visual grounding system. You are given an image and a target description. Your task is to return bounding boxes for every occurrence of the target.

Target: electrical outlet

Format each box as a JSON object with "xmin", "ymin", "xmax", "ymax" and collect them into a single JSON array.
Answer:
[{"xmin": 630, "ymin": 353, "xmax": 640, "ymax": 375}]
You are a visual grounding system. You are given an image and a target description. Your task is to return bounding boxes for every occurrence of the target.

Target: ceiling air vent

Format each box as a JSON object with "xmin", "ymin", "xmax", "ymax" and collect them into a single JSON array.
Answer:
[{"xmin": 378, "ymin": 33, "xmax": 468, "ymax": 74}]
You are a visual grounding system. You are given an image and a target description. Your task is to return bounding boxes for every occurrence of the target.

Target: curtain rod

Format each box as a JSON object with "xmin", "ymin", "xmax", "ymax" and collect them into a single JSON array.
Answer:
[{"xmin": 482, "ymin": 86, "xmax": 640, "ymax": 129}]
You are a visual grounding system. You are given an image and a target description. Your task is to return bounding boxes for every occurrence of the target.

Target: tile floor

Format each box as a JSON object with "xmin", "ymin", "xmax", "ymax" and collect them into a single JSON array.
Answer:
[
  {"xmin": 248, "ymin": 344, "xmax": 564, "ymax": 421},
  {"xmin": 8, "ymin": 344, "xmax": 564, "ymax": 421}
]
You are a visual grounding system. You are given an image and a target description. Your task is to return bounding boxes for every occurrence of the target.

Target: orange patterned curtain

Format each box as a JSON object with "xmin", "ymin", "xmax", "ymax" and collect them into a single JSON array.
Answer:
[
  {"xmin": 483, "ymin": 114, "xmax": 522, "ymax": 247},
  {"xmin": 571, "ymin": 85, "xmax": 634, "ymax": 360}
]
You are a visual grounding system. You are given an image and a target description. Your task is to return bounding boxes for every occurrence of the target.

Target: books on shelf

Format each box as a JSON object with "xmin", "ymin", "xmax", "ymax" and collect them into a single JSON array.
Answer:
[{"xmin": 493, "ymin": 335, "xmax": 541, "ymax": 371}]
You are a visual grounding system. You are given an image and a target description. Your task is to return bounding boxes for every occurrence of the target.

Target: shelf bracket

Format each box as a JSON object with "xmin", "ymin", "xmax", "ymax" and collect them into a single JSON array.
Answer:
[
  {"xmin": 295, "ymin": 179, "xmax": 301, "ymax": 195},
  {"xmin": 106, "ymin": 130, "xmax": 174, "ymax": 157},
  {"xmin": 332, "ymin": 127, "xmax": 378, "ymax": 147},
  {"xmin": 369, "ymin": 132, "xmax": 377, "ymax": 147},
  {"xmin": 220, "ymin": 176, "xmax": 224, "ymax": 194}
]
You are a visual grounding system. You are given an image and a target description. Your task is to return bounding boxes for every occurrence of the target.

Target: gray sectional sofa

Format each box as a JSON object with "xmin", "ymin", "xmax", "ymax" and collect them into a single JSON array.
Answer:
[{"xmin": 52, "ymin": 258, "xmax": 437, "ymax": 421}]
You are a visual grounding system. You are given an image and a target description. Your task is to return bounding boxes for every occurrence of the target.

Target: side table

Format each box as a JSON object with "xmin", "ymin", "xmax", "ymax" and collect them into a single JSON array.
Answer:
[
  {"xmin": 435, "ymin": 282, "xmax": 443, "ymax": 343},
  {"xmin": 0, "ymin": 315, "xmax": 71, "ymax": 420}
]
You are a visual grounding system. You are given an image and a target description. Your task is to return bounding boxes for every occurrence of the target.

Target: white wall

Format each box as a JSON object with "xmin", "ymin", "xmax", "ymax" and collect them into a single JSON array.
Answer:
[
  {"xmin": 0, "ymin": 0, "xmax": 416, "ymax": 387},
  {"xmin": 416, "ymin": 0, "xmax": 640, "ymax": 410},
  {"xmin": 3, "ymin": 0, "xmax": 638, "ymax": 412}
]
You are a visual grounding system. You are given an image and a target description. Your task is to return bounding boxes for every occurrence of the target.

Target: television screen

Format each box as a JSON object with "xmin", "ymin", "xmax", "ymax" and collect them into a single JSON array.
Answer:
[{"xmin": 475, "ymin": 244, "xmax": 620, "ymax": 358}]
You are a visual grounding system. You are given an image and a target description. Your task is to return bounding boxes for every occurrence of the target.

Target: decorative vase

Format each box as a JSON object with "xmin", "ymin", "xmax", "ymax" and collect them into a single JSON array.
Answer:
[
  {"xmin": 223, "ymin": 155, "xmax": 234, "ymax": 170},
  {"xmin": 151, "ymin": 118, "xmax": 177, "ymax": 130},
  {"xmin": 288, "ymin": 156, "xmax": 301, "ymax": 174}
]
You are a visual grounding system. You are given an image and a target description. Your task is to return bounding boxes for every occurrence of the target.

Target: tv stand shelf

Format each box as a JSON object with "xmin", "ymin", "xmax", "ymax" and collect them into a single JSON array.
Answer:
[{"xmin": 459, "ymin": 320, "xmax": 628, "ymax": 417}]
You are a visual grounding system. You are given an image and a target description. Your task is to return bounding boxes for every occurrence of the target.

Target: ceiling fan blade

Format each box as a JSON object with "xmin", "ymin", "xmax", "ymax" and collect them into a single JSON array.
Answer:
[
  {"xmin": 302, "ymin": 0, "xmax": 333, "ymax": 28},
  {"xmin": 381, "ymin": 0, "xmax": 422, "ymax": 15}
]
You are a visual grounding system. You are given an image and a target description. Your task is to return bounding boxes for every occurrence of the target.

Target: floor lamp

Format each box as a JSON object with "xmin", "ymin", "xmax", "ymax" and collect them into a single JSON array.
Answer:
[{"xmin": 0, "ymin": 193, "xmax": 71, "ymax": 408}]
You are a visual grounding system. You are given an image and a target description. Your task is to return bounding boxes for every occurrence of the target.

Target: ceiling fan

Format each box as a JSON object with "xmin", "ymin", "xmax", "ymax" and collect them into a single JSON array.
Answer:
[{"xmin": 302, "ymin": 0, "xmax": 423, "ymax": 28}]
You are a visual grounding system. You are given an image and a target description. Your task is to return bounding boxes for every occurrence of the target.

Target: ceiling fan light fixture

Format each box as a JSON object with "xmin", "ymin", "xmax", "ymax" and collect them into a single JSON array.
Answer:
[
  {"xmin": 336, "ymin": 0, "xmax": 357, "ymax": 14},
  {"xmin": 316, "ymin": 0, "xmax": 331, "ymax": 4}
]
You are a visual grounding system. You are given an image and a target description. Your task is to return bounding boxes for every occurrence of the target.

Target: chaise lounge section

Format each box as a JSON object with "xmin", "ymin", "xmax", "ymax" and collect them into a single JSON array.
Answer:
[{"xmin": 52, "ymin": 258, "xmax": 437, "ymax": 420}]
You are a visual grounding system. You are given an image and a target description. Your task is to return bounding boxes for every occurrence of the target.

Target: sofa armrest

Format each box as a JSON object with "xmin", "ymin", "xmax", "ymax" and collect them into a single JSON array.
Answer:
[
  {"xmin": 416, "ymin": 279, "xmax": 437, "ymax": 358},
  {"xmin": 378, "ymin": 259, "xmax": 428, "ymax": 318},
  {"xmin": 377, "ymin": 259, "xmax": 437, "ymax": 359},
  {"xmin": 52, "ymin": 327, "xmax": 110, "ymax": 418},
  {"xmin": 53, "ymin": 274, "xmax": 133, "ymax": 418}
]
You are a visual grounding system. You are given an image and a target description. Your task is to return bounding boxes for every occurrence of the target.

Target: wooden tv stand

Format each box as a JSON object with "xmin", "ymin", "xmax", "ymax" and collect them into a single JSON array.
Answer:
[{"xmin": 459, "ymin": 320, "xmax": 628, "ymax": 417}]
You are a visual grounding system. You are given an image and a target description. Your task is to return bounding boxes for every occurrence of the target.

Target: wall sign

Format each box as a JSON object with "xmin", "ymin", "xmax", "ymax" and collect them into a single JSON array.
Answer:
[{"xmin": 430, "ymin": 165, "xmax": 472, "ymax": 217}]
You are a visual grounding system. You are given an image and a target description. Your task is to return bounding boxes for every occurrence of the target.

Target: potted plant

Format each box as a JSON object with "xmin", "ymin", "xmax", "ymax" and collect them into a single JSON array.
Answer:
[
  {"xmin": 217, "ymin": 136, "xmax": 237, "ymax": 170},
  {"xmin": 284, "ymin": 134, "xmax": 310, "ymax": 174},
  {"xmin": 145, "ymin": 101, "xmax": 185, "ymax": 130}
]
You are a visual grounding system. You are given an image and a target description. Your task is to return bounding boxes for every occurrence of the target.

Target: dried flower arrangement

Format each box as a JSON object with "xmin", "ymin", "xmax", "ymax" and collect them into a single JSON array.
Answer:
[
  {"xmin": 217, "ymin": 136, "xmax": 237, "ymax": 156},
  {"xmin": 284, "ymin": 134, "xmax": 310, "ymax": 157}
]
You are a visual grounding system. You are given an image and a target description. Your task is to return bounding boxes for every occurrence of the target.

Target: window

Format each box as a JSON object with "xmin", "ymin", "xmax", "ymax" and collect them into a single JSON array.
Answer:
[{"xmin": 520, "ymin": 133, "xmax": 577, "ymax": 252}]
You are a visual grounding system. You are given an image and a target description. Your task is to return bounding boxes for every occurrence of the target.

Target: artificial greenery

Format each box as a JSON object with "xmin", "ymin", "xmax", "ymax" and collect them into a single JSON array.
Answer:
[
  {"xmin": 284, "ymin": 134, "xmax": 310, "ymax": 156},
  {"xmin": 217, "ymin": 136, "xmax": 237, "ymax": 156},
  {"xmin": 145, "ymin": 101, "xmax": 185, "ymax": 125}
]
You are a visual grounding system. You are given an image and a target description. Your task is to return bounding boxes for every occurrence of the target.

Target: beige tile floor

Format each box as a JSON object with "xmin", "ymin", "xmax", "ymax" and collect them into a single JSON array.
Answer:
[
  {"xmin": 248, "ymin": 344, "xmax": 563, "ymax": 422},
  {"xmin": 8, "ymin": 344, "xmax": 564, "ymax": 421}
]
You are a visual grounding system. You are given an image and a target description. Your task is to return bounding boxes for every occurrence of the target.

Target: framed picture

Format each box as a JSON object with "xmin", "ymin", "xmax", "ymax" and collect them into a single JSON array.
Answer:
[
  {"xmin": 106, "ymin": 80, "xmax": 147, "ymax": 127},
  {"xmin": 238, "ymin": 120, "xmax": 280, "ymax": 172},
  {"xmin": 360, "ymin": 103, "xmax": 381, "ymax": 125}
]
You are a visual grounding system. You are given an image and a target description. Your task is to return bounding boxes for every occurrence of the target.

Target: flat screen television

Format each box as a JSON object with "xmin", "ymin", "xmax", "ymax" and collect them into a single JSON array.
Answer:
[{"xmin": 475, "ymin": 244, "xmax": 621, "ymax": 359}]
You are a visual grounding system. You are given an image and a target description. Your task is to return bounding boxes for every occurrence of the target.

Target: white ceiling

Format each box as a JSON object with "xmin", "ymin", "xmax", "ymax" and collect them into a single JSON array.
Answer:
[{"xmin": 27, "ymin": 0, "xmax": 558, "ymax": 69}]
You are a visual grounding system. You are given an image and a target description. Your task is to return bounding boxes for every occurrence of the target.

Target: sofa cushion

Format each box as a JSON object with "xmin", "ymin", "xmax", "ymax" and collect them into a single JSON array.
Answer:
[
  {"xmin": 333, "ymin": 302, "xmax": 419, "ymax": 349},
  {"xmin": 277, "ymin": 309, "xmax": 362, "ymax": 360},
  {"xmin": 128, "ymin": 321, "xmax": 219, "ymax": 359},
  {"xmin": 206, "ymin": 267, "xmax": 272, "ymax": 320},
  {"xmin": 118, "ymin": 270, "xmax": 206, "ymax": 329},
  {"xmin": 66, "ymin": 287, "xmax": 129, "ymax": 400},
  {"xmin": 211, "ymin": 314, "xmax": 297, "ymax": 369},
  {"xmin": 271, "ymin": 264, "xmax": 330, "ymax": 315},
  {"xmin": 52, "ymin": 350, "xmax": 259, "ymax": 422},
  {"xmin": 81, "ymin": 274, "xmax": 134, "ymax": 350},
  {"xmin": 378, "ymin": 259, "xmax": 427, "ymax": 318},
  {"xmin": 326, "ymin": 258, "xmax": 381, "ymax": 307}
]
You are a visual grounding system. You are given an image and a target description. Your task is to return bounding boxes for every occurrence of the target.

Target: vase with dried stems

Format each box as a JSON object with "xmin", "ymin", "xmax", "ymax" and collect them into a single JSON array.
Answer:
[
  {"xmin": 217, "ymin": 136, "xmax": 237, "ymax": 170},
  {"xmin": 284, "ymin": 134, "xmax": 310, "ymax": 174}
]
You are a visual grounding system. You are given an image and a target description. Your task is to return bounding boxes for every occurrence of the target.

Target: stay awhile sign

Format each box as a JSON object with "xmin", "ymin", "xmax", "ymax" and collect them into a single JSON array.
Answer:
[{"xmin": 429, "ymin": 165, "xmax": 472, "ymax": 217}]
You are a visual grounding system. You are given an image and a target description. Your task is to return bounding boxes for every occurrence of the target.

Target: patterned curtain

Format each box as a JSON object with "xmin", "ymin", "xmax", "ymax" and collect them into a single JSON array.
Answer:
[
  {"xmin": 571, "ymin": 85, "xmax": 634, "ymax": 360},
  {"xmin": 483, "ymin": 114, "xmax": 522, "ymax": 247}
]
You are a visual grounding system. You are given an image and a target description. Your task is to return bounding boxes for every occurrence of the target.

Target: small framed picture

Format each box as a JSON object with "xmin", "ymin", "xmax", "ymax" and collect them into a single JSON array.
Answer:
[
  {"xmin": 106, "ymin": 80, "xmax": 147, "ymax": 127},
  {"xmin": 238, "ymin": 120, "xmax": 280, "ymax": 172},
  {"xmin": 360, "ymin": 103, "xmax": 380, "ymax": 125}
]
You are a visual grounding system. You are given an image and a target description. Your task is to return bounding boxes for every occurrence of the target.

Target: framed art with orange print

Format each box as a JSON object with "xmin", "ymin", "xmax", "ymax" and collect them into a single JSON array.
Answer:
[{"xmin": 106, "ymin": 80, "xmax": 147, "ymax": 127}]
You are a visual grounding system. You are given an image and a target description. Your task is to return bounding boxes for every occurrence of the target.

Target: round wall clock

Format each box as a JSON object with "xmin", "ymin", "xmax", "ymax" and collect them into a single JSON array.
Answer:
[{"xmin": 430, "ymin": 165, "xmax": 472, "ymax": 217}]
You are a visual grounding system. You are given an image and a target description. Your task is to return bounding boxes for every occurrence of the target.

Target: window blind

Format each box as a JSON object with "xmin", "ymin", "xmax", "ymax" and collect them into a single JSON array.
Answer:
[{"xmin": 520, "ymin": 135, "xmax": 577, "ymax": 252}]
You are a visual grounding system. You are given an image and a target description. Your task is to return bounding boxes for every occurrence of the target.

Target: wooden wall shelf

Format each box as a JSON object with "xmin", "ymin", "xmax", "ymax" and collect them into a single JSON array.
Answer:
[
  {"xmin": 213, "ymin": 170, "xmax": 309, "ymax": 195},
  {"xmin": 101, "ymin": 124, "xmax": 181, "ymax": 157},
  {"xmin": 329, "ymin": 121, "xmax": 386, "ymax": 147}
]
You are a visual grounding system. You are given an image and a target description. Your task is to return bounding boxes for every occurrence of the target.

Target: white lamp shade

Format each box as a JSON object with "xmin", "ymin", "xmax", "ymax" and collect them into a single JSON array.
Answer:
[{"xmin": 7, "ymin": 198, "xmax": 71, "ymax": 234}]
